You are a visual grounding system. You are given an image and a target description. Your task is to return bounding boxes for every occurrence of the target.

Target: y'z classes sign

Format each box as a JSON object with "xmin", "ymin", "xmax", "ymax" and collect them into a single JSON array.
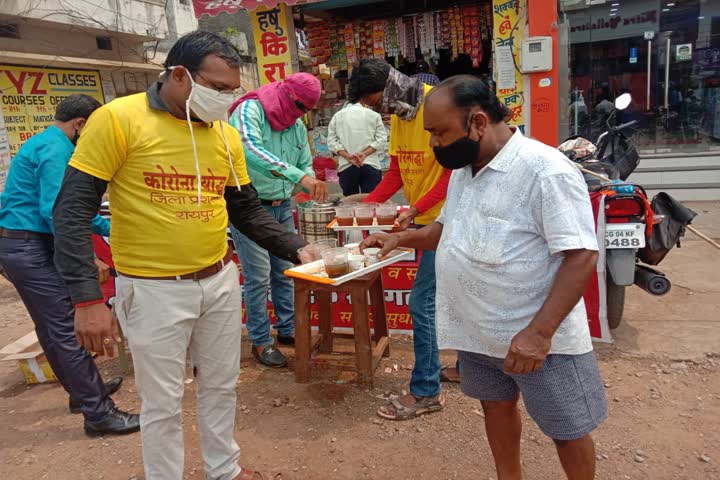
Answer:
[{"xmin": 0, "ymin": 66, "xmax": 104, "ymax": 156}]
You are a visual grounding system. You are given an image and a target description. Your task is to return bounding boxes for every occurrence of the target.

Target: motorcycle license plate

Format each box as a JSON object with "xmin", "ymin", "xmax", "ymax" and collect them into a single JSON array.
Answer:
[{"xmin": 605, "ymin": 223, "xmax": 645, "ymax": 249}]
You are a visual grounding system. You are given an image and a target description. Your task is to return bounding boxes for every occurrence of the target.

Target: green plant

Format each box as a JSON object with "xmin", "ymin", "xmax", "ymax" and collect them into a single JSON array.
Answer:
[{"xmin": 220, "ymin": 27, "xmax": 241, "ymax": 38}]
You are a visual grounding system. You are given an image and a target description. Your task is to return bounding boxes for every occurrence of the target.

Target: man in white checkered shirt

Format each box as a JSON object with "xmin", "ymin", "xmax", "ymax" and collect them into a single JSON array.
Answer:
[{"xmin": 360, "ymin": 75, "xmax": 607, "ymax": 480}]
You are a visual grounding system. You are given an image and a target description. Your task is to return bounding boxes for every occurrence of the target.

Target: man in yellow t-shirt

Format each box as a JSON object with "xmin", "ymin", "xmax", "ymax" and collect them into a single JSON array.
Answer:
[
  {"xmin": 53, "ymin": 32, "xmax": 307, "ymax": 480},
  {"xmin": 353, "ymin": 59, "xmax": 451, "ymax": 421}
]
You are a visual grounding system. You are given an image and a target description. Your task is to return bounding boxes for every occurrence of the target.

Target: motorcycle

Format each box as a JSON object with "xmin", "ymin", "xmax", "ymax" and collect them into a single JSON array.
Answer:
[{"xmin": 559, "ymin": 93, "xmax": 673, "ymax": 329}]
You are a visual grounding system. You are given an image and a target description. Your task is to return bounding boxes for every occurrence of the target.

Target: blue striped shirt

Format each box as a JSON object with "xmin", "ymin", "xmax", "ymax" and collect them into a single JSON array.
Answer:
[{"xmin": 412, "ymin": 73, "xmax": 440, "ymax": 86}]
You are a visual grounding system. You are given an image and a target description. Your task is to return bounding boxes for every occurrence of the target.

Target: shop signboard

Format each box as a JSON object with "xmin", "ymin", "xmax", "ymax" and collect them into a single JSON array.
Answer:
[
  {"xmin": 251, "ymin": 4, "xmax": 294, "ymax": 85},
  {"xmin": 675, "ymin": 43, "xmax": 692, "ymax": 62},
  {"xmin": 0, "ymin": 65, "xmax": 104, "ymax": 158},
  {"xmin": 629, "ymin": 47, "xmax": 638, "ymax": 64},
  {"xmin": 566, "ymin": 0, "xmax": 659, "ymax": 45},
  {"xmin": 192, "ymin": 0, "xmax": 323, "ymax": 18},
  {"xmin": 696, "ymin": 48, "xmax": 720, "ymax": 72},
  {"xmin": 493, "ymin": 0, "xmax": 526, "ymax": 133}
]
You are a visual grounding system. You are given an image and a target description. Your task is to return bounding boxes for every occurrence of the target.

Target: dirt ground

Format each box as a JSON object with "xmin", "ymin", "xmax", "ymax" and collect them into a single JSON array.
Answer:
[{"xmin": 1, "ymin": 202, "xmax": 718, "ymax": 480}]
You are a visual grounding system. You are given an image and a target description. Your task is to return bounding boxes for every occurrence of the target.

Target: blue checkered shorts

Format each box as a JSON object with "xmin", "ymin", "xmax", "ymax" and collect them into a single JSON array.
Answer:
[{"xmin": 458, "ymin": 350, "xmax": 608, "ymax": 441}]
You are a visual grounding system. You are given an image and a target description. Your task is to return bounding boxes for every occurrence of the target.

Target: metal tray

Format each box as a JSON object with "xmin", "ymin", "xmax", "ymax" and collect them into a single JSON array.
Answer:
[{"xmin": 284, "ymin": 248, "xmax": 414, "ymax": 286}]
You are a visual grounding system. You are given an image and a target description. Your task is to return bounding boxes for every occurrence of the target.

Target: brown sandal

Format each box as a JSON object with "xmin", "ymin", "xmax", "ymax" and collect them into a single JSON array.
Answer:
[
  {"xmin": 234, "ymin": 468, "xmax": 265, "ymax": 480},
  {"xmin": 377, "ymin": 394, "xmax": 444, "ymax": 421},
  {"xmin": 440, "ymin": 366, "xmax": 460, "ymax": 383}
]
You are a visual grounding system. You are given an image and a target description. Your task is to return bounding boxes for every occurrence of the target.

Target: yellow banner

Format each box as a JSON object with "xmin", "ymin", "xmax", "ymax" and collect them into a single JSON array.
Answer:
[
  {"xmin": 0, "ymin": 65, "xmax": 104, "ymax": 156},
  {"xmin": 493, "ymin": 0, "xmax": 526, "ymax": 133},
  {"xmin": 251, "ymin": 4, "xmax": 294, "ymax": 85}
]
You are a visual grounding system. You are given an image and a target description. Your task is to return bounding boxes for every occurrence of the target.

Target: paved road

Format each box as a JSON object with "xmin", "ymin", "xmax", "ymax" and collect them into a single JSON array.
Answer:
[{"xmin": 609, "ymin": 201, "xmax": 720, "ymax": 360}]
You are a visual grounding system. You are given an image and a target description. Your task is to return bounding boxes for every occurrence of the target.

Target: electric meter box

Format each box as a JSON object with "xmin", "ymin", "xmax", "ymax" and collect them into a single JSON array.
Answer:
[{"xmin": 520, "ymin": 36, "xmax": 553, "ymax": 73}]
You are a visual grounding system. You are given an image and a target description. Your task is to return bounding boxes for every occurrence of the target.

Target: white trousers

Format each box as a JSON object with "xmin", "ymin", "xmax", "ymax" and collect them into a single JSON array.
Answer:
[{"xmin": 115, "ymin": 263, "xmax": 242, "ymax": 480}]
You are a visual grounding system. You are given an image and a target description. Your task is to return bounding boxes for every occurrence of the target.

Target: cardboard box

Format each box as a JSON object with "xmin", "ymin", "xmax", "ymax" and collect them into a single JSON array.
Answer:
[
  {"xmin": 0, "ymin": 331, "xmax": 58, "ymax": 384},
  {"xmin": 323, "ymin": 78, "xmax": 338, "ymax": 94}
]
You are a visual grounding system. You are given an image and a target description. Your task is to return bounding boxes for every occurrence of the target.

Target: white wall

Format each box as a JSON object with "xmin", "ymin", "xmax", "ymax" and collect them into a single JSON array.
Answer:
[
  {"xmin": 101, "ymin": 69, "xmax": 156, "ymax": 97},
  {"xmin": 171, "ymin": 0, "xmax": 199, "ymax": 36},
  {"xmin": 0, "ymin": 0, "xmax": 196, "ymax": 39},
  {"xmin": 0, "ymin": 19, "xmax": 149, "ymax": 63}
]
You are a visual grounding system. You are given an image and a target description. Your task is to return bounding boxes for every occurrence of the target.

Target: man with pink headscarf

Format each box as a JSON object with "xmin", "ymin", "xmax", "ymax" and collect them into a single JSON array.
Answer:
[{"xmin": 228, "ymin": 73, "xmax": 326, "ymax": 368}]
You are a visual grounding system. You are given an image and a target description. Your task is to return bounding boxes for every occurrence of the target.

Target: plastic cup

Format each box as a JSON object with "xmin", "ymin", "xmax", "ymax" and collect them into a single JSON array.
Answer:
[
  {"xmin": 344, "ymin": 243, "xmax": 361, "ymax": 255},
  {"xmin": 322, "ymin": 247, "xmax": 350, "ymax": 278},
  {"xmin": 311, "ymin": 238, "xmax": 339, "ymax": 251},
  {"xmin": 299, "ymin": 239, "xmax": 338, "ymax": 262},
  {"xmin": 376, "ymin": 203, "xmax": 398, "ymax": 225},
  {"xmin": 334, "ymin": 205, "xmax": 355, "ymax": 226},
  {"xmin": 349, "ymin": 254, "xmax": 366, "ymax": 271},
  {"xmin": 363, "ymin": 247, "xmax": 381, "ymax": 266},
  {"xmin": 354, "ymin": 204, "xmax": 375, "ymax": 226}
]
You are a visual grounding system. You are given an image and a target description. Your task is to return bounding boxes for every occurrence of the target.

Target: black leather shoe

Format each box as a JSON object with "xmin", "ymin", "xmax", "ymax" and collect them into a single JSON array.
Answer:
[
  {"xmin": 276, "ymin": 335, "xmax": 295, "ymax": 346},
  {"xmin": 84, "ymin": 407, "xmax": 140, "ymax": 437},
  {"xmin": 69, "ymin": 376, "xmax": 124, "ymax": 414},
  {"xmin": 252, "ymin": 343, "xmax": 288, "ymax": 368}
]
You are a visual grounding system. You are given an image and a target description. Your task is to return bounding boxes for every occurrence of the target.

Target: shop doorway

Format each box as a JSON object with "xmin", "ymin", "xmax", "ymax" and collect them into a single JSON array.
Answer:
[{"xmin": 564, "ymin": 0, "xmax": 720, "ymax": 156}]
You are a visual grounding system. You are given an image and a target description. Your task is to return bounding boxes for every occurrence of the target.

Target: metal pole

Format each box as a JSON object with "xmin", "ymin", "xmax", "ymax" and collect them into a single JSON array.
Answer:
[
  {"xmin": 574, "ymin": 88, "xmax": 579, "ymax": 135},
  {"xmin": 664, "ymin": 36, "xmax": 671, "ymax": 110},
  {"xmin": 646, "ymin": 40, "xmax": 652, "ymax": 111}
]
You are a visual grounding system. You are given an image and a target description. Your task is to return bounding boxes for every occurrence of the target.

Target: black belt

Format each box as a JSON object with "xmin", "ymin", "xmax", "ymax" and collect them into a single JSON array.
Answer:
[
  {"xmin": 0, "ymin": 228, "xmax": 53, "ymax": 241},
  {"xmin": 119, "ymin": 249, "xmax": 234, "ymax": 281},
  {"xmin": 259, "ymin": 199, "xmax": 289, "ymax": 207}
]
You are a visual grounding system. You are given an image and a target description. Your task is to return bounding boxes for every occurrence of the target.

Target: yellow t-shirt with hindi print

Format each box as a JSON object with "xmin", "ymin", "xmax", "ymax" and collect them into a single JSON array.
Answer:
[
  {"xmin": 388, "ymin": 84, "xmax": 446, "ymax": 225},
  {"xmin": 69, "ymin": 91, "xmax": 251, "ymax": 277}
]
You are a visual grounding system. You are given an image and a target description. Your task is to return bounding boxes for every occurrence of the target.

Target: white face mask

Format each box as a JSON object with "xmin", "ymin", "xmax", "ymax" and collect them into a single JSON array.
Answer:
[
  {"xmin": 183, "ymin": 69, "xmax": 236, "ymax": 123},
  {"xmin": 164, "ymin": 66, "xmax": 242, "ymax": 205}
]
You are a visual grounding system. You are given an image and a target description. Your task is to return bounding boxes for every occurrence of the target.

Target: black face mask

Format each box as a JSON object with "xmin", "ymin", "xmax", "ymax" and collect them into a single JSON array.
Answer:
[
  {"xmin": 433, "ymin": 130, "xmax": 480, "ymax": 170},
  {"xmin": 71, "ymin": 128, "xmax": 80, "ymax": 145}
]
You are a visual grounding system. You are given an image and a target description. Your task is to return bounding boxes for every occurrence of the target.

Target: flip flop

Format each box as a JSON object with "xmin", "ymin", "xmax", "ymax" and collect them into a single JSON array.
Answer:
[{"xmin": 377, "ymin": 394, "xmax": 444, "ymax": 421}]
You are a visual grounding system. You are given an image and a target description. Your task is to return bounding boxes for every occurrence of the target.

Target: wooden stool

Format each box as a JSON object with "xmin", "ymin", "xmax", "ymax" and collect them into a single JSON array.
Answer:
[{"xmin": 293, "ymin": 270, "xmax": 390, "ymax": 387}]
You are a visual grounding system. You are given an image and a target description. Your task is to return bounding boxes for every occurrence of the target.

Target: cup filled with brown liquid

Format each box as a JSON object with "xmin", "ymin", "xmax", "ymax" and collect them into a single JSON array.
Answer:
[
  {"xmin": 375, "ymin": 203, "xmax": 398, "ymax": 225},
  {"xmin": 322, "ymin": 247, "xmax": 350, "ymax": 278},
  {"xmin": 334, "ymin": 204, "xmax": 356, "ymax": 226},
  {"xmin": 354, "ymin": 204, "xmax": 375, "ymax": 226}
]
